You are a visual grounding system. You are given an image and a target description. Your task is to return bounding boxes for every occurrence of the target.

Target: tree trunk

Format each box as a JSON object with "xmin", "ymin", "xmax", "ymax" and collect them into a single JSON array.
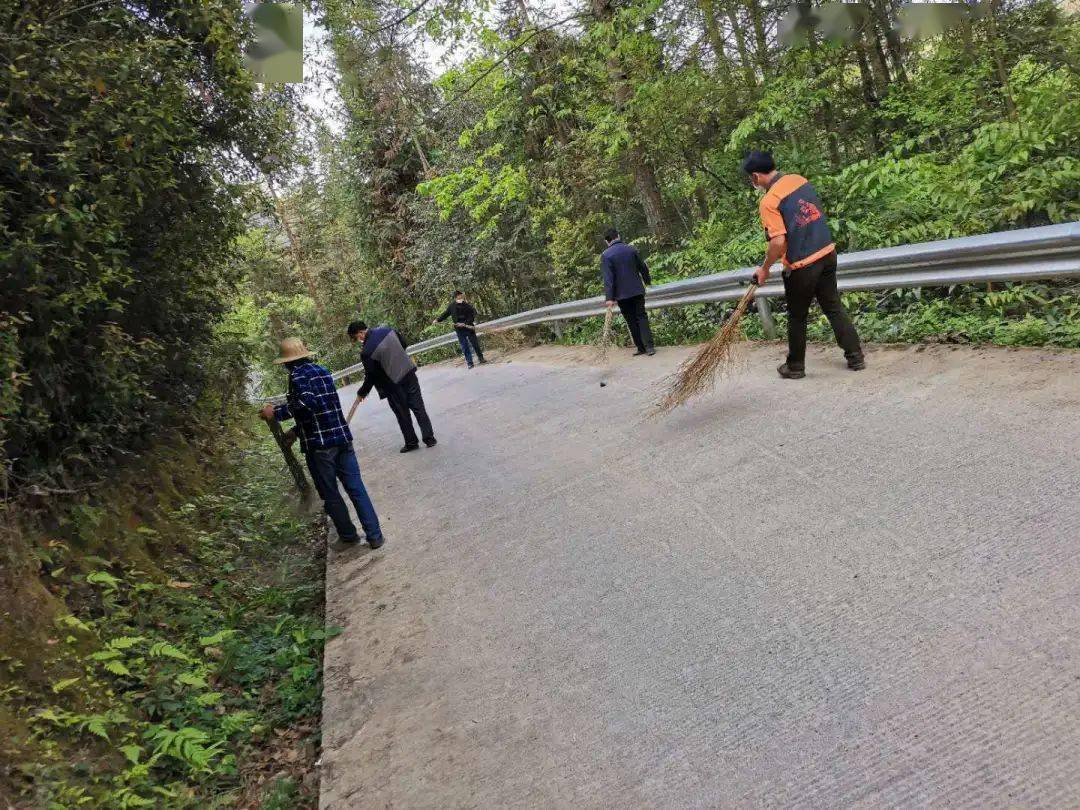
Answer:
[
  {"xmin": 746, "ymin": 0, "xmax": 770, "ymax": 76},
  {"xmin": 853, "ymin": 40, "xmax": 884, "ymax": 153},
  {"xmin": 983, "ymin": 0, "xmax": 1018, "ymax": 121},
  {"xmin": 698, "ymin": 0, "xmax": 733, "ymax": 85},
  {"xmin": 267, "ymin": 180, "xmax": 324, "ymax": 317},
  {"xmin": 592, "ymin": 0, "xmax": 674, "ymax": 244},
  {"xmin": 722, "ymin": 0, "xmax": 758, "ymax": 87},
  {"xmin": 869, "ymin": 0, "xmax": 907, "ymax": 82},
  {"xmin": 869, "ymin": 27, "xmax": 893, "ymax": 89},
  {"xmin": 807, "ymin": 35, "xmax": 842, "ymax": 170}
]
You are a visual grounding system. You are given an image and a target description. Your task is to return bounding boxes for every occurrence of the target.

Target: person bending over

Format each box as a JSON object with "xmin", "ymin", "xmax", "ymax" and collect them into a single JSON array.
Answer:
[
  {"xmin": 743, "ymin": 150, "xmax": 864, "ymax": 378},
  {"xmin": 259, "ymin": 338, "xmax": 384, "ymax": 548},
  {"xmin": 347, "ymin": 320, "xmax": 437, "ymax": 453},
  {"xmin": 600, "ymin": 227, "xmax": 656, "ymax": 356}
]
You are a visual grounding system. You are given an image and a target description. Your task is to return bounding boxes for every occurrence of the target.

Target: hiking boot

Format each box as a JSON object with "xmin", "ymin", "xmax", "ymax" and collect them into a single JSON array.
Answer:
[
  {"xmin": 848, "ymin": 356, "xmax": 866, "ymax": 371},
  {"xmin": 339, "ymin": 534, "xmax": 361, "ymax": 544},
  {"xmin": 478, "ymin": 357, "xmax": 488, "ymax": 364},
  {"xmin": 400, "ymin": 444, "xmax": 419, "ymax": 453},
  {"xmin": 646, "ymin": 348, "xmax": 656, "ymax": 356},
  {"xmin": 368, "ymin": 536, "xmax": 385, "ymax": 550},
  {"xmin": 423, "ymin": 437, "xmax": 438, "ymax": 448},
  {"xmin": 777, "ymin": 363, "xmax": 805, "ymax": 379}
]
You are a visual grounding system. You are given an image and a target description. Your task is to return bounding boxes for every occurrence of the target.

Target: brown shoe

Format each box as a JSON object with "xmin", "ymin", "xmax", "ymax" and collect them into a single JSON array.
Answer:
[{"xmin": 777, "ymin": 363, "xmax": 805, "ymax": 379}]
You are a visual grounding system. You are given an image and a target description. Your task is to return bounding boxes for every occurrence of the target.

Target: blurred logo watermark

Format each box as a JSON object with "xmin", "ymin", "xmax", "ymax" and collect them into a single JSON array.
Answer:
[
  {"xmin": 780, "ymin": 2, "xmax": 995, "ymax": 49},
  {"xmin": 245, "ymin": 3, "xmax": 303, "ymax": 83}
]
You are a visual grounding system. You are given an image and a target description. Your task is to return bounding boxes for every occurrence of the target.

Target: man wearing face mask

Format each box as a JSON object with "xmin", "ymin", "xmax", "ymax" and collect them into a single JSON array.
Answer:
[{"xmin": 743, "ymin": 150, "xmax": 864, "ymax": 378}]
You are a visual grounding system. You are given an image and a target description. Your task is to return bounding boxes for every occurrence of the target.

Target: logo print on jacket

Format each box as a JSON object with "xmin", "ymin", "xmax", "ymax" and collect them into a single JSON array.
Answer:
[{"xmin": 795, "ymin": 199, "xmax": 823, "ymax": 227}]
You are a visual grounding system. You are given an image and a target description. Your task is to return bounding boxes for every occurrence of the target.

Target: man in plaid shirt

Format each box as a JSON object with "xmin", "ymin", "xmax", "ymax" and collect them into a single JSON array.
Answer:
[{"xmin": 260, "ymin": 338, "xmax": 384, "ymax": 549}]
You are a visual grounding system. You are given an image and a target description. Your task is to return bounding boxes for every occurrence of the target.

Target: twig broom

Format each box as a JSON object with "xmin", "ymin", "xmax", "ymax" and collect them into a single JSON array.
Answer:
[
  {"xmin": 653, "ymin": 282, "xmax": 758, "ymax": 414},
  {"xmin": 594, "ymin": 307, "xmax": 616, "ymax": 366}
]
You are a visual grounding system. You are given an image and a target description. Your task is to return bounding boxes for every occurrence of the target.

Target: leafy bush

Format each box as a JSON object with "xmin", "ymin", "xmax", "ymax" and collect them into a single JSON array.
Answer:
[
  {"xmin": 1, "ymin": 435, "xmax": 330, "ymax": 807},
  {"xmin": 1, "ymin": 3, "xmax": 292, "ymax": 487}
]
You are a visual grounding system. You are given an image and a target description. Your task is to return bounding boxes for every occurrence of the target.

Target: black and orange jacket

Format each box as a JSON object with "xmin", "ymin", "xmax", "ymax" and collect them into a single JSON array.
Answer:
[{"xmin": 758, "ymin": 173, "xmax": 835, "ymax": 270}]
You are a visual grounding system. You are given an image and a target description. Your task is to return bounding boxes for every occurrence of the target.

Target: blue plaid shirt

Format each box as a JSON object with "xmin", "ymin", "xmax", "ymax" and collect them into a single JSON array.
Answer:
[{"xmin": 273, "ymin": 360, "xmax": 352, "ymax": 452}]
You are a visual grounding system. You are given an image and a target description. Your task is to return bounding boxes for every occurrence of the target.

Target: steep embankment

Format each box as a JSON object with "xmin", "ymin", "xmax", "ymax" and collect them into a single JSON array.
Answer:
[{"xmin": 1, "ymin": 426, "xmax": 328, "ymax": 808}]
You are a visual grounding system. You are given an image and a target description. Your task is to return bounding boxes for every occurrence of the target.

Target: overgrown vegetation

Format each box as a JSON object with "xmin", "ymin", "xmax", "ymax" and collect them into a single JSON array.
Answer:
[
  {"xmin": 243, "ymin": 0, "xmax": 1078, "ymax": 381},
  {"xmin": 1, "ymin": 430, "xmax": 328, "ymax": 808},
  {"xmin": 2, "ymin": 0, "xmax": 1077, "ymax": 804},
  {"xmin": 0, "ymin": 1, "xmax": 294, "ymax": 488}
]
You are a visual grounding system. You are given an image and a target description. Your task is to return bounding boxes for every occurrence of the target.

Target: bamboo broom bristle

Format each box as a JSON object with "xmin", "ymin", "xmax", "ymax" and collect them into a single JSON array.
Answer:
[
  {"xmin": 594, "ymin": 307, "xmax": 616, "ymax": 365},
  {"xmin": 652, "ymin": 285, "xmax": 757, "ymax": 414}
]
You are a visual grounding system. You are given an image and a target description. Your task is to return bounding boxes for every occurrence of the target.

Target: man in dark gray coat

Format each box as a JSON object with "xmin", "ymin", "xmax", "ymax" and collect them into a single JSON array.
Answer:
[
  {"xmin": 347, "ymin": 321, "xmax": 436, "ymax": 453},
  {"xmin": 601, "ymin": 227, "xmax": 655, "ymax": 356}
]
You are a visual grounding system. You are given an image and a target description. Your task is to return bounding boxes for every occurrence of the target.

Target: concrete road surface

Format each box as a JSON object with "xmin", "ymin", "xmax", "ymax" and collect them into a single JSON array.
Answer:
[{"xmin": 317, "ymin": 341, "xmax": 1080, "ymax": 809}]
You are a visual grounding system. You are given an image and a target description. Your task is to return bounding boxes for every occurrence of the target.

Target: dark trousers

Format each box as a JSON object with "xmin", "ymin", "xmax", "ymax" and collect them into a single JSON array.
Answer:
[
  {"xmin": 782, "ymin": 252, "xmax": 863, "ymax": 370},
  {"xmin": 304, "ymin": 445, "xmax": 382, "ymax": 542},
  {"xmin": 617, "ymin": 294, "xmax": 654, "ymax": 352},
  {"xmin": 386, "ymin": 370, "xmax": 434, "ymax": 447},
  {"xmin": 455, "ymin": 327, "xmax": 484, "ymax": 367}
]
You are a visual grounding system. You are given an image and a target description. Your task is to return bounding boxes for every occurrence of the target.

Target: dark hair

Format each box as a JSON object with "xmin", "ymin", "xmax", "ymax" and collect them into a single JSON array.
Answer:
[
  {"xmin": 603, "ymin": 227, "xmax": 619, "ymax": 242},
  {"xmin": 453, "ymin": 290, "xmax": 464, "ymax": 297},
  {"xmin": 347, "ymin": 320, "xmax": 368, "ymax": 337},
  {"xmin": 741, "ymin": 150, "xmax": 775, "ymax": 175}
]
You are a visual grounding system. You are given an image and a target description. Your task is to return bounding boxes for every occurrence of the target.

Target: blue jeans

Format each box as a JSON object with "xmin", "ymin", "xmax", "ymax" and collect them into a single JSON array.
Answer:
[
  {"xmin": 304, "ymin": 445, "xmax": 382, "ymax": 542},
  {"xmin": 455, "ymin": 328, "xmax": 484, "ymax": 367}
]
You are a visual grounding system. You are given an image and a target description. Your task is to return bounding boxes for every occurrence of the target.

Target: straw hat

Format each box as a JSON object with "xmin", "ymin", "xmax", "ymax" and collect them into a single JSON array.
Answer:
[{"xmin": 273, "ymin": 337, "xmax": 313, "ymax": 364}]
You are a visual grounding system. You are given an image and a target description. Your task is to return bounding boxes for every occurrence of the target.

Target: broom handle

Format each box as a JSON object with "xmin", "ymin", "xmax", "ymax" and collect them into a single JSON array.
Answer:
[{"xmin": 346, "ymin": 396, "xmax": 361, "ymax": 422}]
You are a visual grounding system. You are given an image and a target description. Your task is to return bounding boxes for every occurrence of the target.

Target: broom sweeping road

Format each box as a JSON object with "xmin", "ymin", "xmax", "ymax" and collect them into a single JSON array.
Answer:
[{"xmin": 317, "ymin": 342, "xmax": 1080, "ymax": 809}]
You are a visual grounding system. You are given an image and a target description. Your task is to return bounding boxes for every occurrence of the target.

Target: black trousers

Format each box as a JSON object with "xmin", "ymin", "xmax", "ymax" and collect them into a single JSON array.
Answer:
[
  {"xmin": 781, "ymin": 252, "xmax": 862, "ymax": 370},
  {"xmin": 617, "ymin": 294, "xmax": 654, "ymax": 352},
  {"xmin": 386, "ymin": 370, "xmax": 434, "ymax": 447}
]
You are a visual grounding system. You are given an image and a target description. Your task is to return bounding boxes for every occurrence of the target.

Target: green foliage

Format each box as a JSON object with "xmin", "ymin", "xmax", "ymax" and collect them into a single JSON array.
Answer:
[
  {"xmin": 1, "ymin": 2, "xmax": 293, "ymax": 487},
  {"xmin": 299, "ymin": 0, "xmax": 1080, "ymax": 365},
  {"xmin": 2, "ymin": 435, "xmax": 327, "ymax": 807}
]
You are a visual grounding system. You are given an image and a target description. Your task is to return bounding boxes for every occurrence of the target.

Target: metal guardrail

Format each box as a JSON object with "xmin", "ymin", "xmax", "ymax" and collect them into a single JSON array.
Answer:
[{"xmin": 267, "ymin": 222, "xmax": 1080, "ymax": 404}]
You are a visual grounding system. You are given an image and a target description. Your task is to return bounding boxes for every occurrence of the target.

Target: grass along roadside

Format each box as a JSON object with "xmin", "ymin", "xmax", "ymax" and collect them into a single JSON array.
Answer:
[{"xmin": 1, "ymin": 429, "xmax": 331, "ymax": 808}]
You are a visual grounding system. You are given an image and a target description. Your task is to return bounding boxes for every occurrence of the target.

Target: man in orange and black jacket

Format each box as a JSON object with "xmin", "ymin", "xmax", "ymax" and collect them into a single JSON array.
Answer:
[{"xmin": 743, "ymin": 150, "xmax": 864, "ymax": 379}]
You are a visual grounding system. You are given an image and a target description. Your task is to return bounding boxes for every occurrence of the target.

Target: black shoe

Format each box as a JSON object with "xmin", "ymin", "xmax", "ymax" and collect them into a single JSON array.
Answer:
[
  {"xmin": 368, "ymin": 536, "xmax": 385, "ymax": 550},
  {"xmin": 633, "ymin": 349, "xmax": 647, "ymax": 356},
  {"xmin": 646, "ymin": 348, "xmax": 656, "ymax": 356},
  {"xmin": 400, "ymin": 444, "xmax": 419, "ymax": 453},
  {"xmin": 848, "ymin": 356, "xmax": 866, "ymax": 371},
  {"xmin": 467, "ymin": 364, "xmax": 474, "ymax": 369},
  {"xmin": 478, "ymin": 357, "xmax": 487, "ymax": 364},
  {"xmin": 423, "ymin": 437, "xmax": 437, "ymax": 448},
  {"xmin": 339, "ymin": 535, "xmax": 361, "ymax": 544},
  {"xmin": 777, "ymin": 363, "xmax": 805, "ymax": 379}
]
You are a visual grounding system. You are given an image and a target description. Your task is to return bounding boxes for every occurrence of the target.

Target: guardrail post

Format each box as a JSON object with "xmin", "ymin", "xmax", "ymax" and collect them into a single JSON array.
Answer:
[
  {"xmin": 754, "ymin": 296, "xmax": 778, "ymax": 339},
  {"xmin": 266, "ymin": 420, "xmax": 310, "ymax": 496}
]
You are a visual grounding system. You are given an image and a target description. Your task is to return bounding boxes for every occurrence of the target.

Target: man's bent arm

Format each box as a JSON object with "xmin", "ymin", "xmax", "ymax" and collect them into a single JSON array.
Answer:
[
  {"xmin": 756, "ymin": 236, "xmax": 786, "ymax": 283},
  {"xmin": 357, "ymin": 356, "xmax": 376, "ymax": 399}
]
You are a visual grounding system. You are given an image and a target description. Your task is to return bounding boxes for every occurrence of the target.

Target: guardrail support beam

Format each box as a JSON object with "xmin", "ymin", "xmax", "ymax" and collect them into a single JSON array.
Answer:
[{"xmin": 755, "ymin": 297, "xmax": 778, "ymax": 339}]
